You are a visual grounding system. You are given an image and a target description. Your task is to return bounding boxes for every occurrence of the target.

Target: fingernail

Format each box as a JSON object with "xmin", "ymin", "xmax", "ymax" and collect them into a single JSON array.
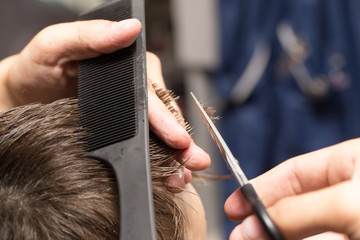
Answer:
[
  {"xmin": 183, "ymin": 167, "xmax": 192, "ymax": 184},
  {"xmin": 242, "ymin": 217, "xmax": 267, "ymax": 240},
  {"xmin": 166, "ymin": 163, "xmax": 185, "ymax": 193},
  {"xmin": 178, "ymin": 166, "xmax": 184, "ymax": 180},
  {"xmin": 170, "ymin": 161, "xmax": 185, "ymax": 178},
  {"xmin": 111, "ymin": 18, "xmax": 139, "ymax": 32}
]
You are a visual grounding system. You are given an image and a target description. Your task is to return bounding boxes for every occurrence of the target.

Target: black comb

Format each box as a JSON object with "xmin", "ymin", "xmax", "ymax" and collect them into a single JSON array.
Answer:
[{"xmin": 78, "ymin": 1, "xmax": 156, "ymax": 239}]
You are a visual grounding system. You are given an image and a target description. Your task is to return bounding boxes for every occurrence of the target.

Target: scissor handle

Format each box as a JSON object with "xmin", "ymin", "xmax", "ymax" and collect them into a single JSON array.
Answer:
[{"xmin": 241, "ymin": 183, "xmax": 284, "ymax": 240}]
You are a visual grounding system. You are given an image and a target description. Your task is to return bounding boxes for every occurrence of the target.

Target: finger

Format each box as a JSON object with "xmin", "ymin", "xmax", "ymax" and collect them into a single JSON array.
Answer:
[
  {"xmin": 184, "ymin": 167, "xmax": 192, "ymax": 184},
  {"xmin": 146, "ymin": 52, "xmax": 191, "ymax": 149},
  {"xmin": 229, "ymin": 220, "xmax": 346, "ymax": 240},
  {"xmin": 148, "ymin": 89, "xmax": 191, "ymax": 149},
  {"xmin": 0, "ymin": 56, "xmax": 19, "ymax": 111},
  {"xmin": 146, "ymin": 52, "xmax": 211, "ymax": 170},
  {"xmin": 175, "ymin": 143, "xmax": 211, "ymax": 171},
  {"xmin": 229, "ymin": 220, "xmax": 348, "ymax": 240},
  {"xmin": 166, "ymin": 166, "xmax": 186, "ymax": 193},
  {"xmin": 147, "ymin": 85, "xmax": 211, "ymax": 170},
  {"xmin": 166, "ymin": 166, "xmax": 193, "ymax": 193},
  {"xmin": 25, "ymin": 19, "xmax": 142, "ymax": 65},
  {"xmin": 229, "ymin": 216, "xmax": 268, "ymax": 240},
  {"xmin": 225, "ymin": 187, "xmax": 252, "ymax": 221},
  {"xmin": 303, "ymin": 232, "xmax": 349, "ymax": 240},
  {"xmin": 146, "ymin": 52, "xmax": 167, "ymax": 89},
  {"xmin": 146, "ymin": 52, "xmax": 183, "ymax": 115},
  {"xmin": 225, "ymin": 139, "xmax": 360, "ymax": 220},
  {"xmin": 240, "ymin": 181, "xmax": 360, "ymax": 240}
]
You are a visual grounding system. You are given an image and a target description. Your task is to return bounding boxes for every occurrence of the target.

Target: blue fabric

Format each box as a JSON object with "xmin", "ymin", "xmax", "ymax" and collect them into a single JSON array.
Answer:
[{"xmin": 216, "ymin": 0, "xmax": 360, "ymax": 237}]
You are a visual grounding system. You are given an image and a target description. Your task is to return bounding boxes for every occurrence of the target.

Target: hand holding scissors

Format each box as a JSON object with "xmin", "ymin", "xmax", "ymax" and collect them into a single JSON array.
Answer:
[{"xmin": 191, "ymin": 92, "xmax": 283, "ymax": 240}]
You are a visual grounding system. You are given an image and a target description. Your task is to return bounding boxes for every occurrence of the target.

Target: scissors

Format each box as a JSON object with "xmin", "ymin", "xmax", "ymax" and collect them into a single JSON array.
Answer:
[{"xmin": 190, "ymin": 92, "xmax": 284, "ymax": 240}]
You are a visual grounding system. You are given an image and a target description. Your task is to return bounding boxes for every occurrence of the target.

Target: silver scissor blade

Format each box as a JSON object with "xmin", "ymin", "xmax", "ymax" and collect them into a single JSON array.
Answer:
[{"xmin": 190, "ymin": 92, "xmax": 248, "ymax": 186}]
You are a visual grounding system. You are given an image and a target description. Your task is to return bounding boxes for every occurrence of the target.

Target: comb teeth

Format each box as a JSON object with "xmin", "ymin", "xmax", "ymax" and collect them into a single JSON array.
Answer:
[
  {"xmin": 78, "ymin": 0, "xmax": 137, "ymax": 152},
  {"xmin": 78, "ymin": 45, "xmax": 137, "ymax": 151},
  {"xmin": 81, "ymin": 0, "xmax": 132, "ymax": 21}
]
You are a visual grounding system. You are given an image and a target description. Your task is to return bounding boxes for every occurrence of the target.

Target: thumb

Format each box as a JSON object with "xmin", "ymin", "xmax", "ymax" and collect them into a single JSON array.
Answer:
[
  {"xmin": 25, "ymin": 18, "xmax": 142, "ymax": 65},
  {"xmin": 235, "ymin": 180, "xmax": 360, "ymax": 240}
]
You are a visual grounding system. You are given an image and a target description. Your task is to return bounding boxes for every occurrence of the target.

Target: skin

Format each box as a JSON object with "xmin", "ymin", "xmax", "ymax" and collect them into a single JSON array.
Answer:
[
  {"xmin": 0, "ymin": 18, "xmax": 210, "ymax": 190},
  {"xmin": 175, "ymin": 183, "xmax": 207, "ymax": 240},
  {"xmin": 225, "ymin": 138, "xmax": 360, "ymax": 240}
]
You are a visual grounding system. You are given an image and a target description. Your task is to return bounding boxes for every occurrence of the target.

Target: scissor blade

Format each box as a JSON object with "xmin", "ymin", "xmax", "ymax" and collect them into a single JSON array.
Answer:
[{"xmin": 190, "ymin": 92, "xmax": 248, "ymax": 186}]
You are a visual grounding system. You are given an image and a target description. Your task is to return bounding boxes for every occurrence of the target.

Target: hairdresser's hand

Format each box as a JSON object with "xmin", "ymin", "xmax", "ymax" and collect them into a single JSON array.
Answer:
[
  {"xmin": 0, "ymin": 18, "xmax": 141, "ymax": 111},
  {"xmin": 0, "ymin": 18, "xmax": 210, "ymax": 190},
  {"xmin": 225, "ymin": 139, "xmax": 360, "ymax": 240},
  {"xmin": 146, "ymin": 52, "xmax": 211, "ymax": 191}
]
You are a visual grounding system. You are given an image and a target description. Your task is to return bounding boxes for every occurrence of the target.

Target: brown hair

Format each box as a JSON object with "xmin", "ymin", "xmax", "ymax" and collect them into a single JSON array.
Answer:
[{"xmin": 0, "ymin": 97, "xmax": 186, "ymax": 239}]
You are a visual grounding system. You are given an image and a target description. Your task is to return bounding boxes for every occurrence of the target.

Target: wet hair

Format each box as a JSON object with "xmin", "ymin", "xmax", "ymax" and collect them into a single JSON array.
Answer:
[{"xmin": 0, "ymin": 90, "xmax": 188, "ymax": 239}]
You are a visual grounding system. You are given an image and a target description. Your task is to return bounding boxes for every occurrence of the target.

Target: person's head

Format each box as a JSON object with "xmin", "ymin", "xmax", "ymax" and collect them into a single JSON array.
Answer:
[{"xmin": 0, "ymin": 97, "xmax": 206, "ymax": 239}]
